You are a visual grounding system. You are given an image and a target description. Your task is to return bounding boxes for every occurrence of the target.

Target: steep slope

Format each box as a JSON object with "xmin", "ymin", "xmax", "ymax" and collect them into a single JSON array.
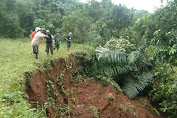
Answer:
[{"xmin": 25, "ymin": 55, "xmax": 164, "ymax": 118}]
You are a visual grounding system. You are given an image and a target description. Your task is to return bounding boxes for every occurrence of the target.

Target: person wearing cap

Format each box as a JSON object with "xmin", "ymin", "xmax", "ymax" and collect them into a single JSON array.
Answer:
[
  {"xmin": 54, "ymin": 31, "xmax": 60, "ymax": 53},
  {"xmin": 45, "ymin": 30, "xmax": 53, "ymax": 55},
  {"xmin": 66, "ymin": 32, "xmax": 72, "ymax": 52},
  {"xmin": 30, "ymin": 27, "xmax": 38, "ymax": 54},
  {"xmin": 30, "ymin": 27, "xmax": 38, "ymax": 40},
  {"xmin": 31, "ymin": 28, "xmax": 48, "ymax": 59}
]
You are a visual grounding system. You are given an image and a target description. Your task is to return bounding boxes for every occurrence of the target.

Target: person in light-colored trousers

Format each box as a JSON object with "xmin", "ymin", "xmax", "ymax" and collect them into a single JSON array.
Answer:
[{"xmin": 31, "ymin": 28, "xmax": 48, "ymax": 59}]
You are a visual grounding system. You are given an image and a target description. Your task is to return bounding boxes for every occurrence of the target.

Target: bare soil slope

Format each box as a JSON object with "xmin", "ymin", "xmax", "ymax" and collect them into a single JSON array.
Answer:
[{"xmin": 25, "ymin": 55, "xmax": 164, "ymax": 118}]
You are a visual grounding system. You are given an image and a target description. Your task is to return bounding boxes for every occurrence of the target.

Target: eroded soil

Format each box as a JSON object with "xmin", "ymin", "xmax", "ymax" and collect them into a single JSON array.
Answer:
[{"xmin": 25, "ymin": 55, "xmax": 165, "ymax": 118}]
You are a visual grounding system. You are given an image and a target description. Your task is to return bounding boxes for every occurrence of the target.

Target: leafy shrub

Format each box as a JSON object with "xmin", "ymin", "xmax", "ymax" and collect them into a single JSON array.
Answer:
[
  {"xmin": 87, "ymin": 30, "xmax": 103, "ymax": 47},
  {"xmin": 149, "ymin": 64, "xmax": 177, "ymax": 117},
  {"xmin": 96, "ymin": 44, "xmax": 153, "ymax": 99},
  {"xmin": 151, "ymin": 29, "xmax": 177, "ymax": 64},
  {"xmin": 104, "ymin": 38, "xmax": 135, "ymax": 53},
  {"xmin": 122, "ymin": 72, "xmax": 153, "ymax": 99},
  {"xmin": 76, "ymin": 38, "xmax": 153, "ymax": 99},
  {"xmin": 160, "ymin": 82, "xmax": 177, "ymax": 117},
  {"xmin": 147, "ymin": 29, "xmax": 177, "ymax": 116},
  {"xmin": 75, "ymin": 52, "xmax": 122, "ymax": 92}
]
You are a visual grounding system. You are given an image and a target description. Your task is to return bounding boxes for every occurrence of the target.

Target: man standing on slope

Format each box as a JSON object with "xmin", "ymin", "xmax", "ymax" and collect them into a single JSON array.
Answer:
[
  {"xmin": 66, "ymin": 32, "xmax": 72, "ymax": 52},
  {"xmin": 31, "ymin": 28, "xmax": 48, "ymax": 59},
  {"xmin": 53, "ymin": 31, "xmax": 60, "ymax": 53},
  {"xmin": 30, "ymin": 27, "xmax": 40, "ymax": 54},
  {"xmin": 45, "ymin": 30, "xmax": 53, "ymax": 55}
]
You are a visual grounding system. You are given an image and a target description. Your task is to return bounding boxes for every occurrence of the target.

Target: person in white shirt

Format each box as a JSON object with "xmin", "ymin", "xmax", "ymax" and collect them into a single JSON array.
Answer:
[{"xmin": 31, "ymin": 28, "xmax": 48, "ymax": 59}]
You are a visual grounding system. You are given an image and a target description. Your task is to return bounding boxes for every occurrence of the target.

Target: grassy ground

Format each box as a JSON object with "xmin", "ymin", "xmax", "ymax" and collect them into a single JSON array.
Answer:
[{"xmin": 0, "ymin": 38, "xmax": 93, "ymax": 117}]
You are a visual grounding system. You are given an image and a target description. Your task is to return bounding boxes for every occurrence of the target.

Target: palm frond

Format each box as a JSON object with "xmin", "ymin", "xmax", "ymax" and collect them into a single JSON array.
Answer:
[
  {"xmin": 136, "ymin": 38, "xmax": 147, "ymax": 49},
  {"xmin": 96, "ymin": 46, "xmax": 136, "ymax": 76},
  {"xmin": 110, "ymin": 80, "xmax": 123, "ymax": 92},
  {"xmin": 100, "ymin": 77, "xmax": 123, "ymax": 92},
  {"xmin": 122, "ymin": 72, "xmax": 153, "ymax": 99},
  {"xmin": 95, "ymin": 43, "xmax": 153, "ymax": 99},
  {"xmin": 101, "ymin": 65, "xmax": 134, "ymax": 77},
  {"xmin": 127, "ymin": 50, "xmax": 141, "ymax": 64},
  {"xmin": 95, "ymin": 46, "xmax": 127, "ymax": 64},
  {"xmin": 128, "ymin": 40, "xmax": 147, "ymax": 65}
]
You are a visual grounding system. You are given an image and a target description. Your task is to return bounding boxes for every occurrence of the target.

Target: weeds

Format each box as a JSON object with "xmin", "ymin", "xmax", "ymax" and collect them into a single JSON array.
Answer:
[
  {"xmin": 104, "ymin": 93, "xmax": 115, "ymax": 103},
  {"xmin": 125, "ymin": 102, "xmax": 138, "ymax": 117},
  {"xmin": 120, "ymin": 100, "xmax": 138, "ymax": 118},
  {"xmin": 57, "ymin": 105, "xmax": 75, "ymax": 118},
  {"xmin": 89, "ymin": 106, "xmax": 99, "ymax": 118},
  {"xmin": 140, "ymin": 98, "xmax": 160, "ymax": 116}
]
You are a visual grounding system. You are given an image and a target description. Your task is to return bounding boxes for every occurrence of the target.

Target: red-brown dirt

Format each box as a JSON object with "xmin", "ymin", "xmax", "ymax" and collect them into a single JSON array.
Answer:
[
  {"xmin": 70, "ymin": 80, "xmax": 164, "ymax": 118},
  {"xmin": 25, "ymin": 55, "xmax": 78, "ymax": 117},
  {"xmin": 25, "ymin": 55, "xmax": 165, "ymax": 118}
]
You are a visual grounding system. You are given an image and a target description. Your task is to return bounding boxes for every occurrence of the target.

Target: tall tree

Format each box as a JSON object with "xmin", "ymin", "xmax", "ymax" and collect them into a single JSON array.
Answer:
[{"xmin": 0, "ymin": 0, "xmax": 22, "ymax": 38}]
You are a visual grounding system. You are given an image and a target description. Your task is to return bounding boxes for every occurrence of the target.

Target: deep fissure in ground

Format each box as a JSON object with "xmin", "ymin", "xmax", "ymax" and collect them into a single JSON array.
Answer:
[{"xmin": 24, "ymin": 54, "xmax": 164, "ymax": 118}]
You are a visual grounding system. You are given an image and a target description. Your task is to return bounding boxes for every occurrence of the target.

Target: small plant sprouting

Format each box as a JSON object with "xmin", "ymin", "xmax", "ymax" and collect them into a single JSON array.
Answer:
[
  {"xmin": 89, "ymin": 106, "xmax": 99, "ymax": 118},
  {"xmin": 104, "ymin": 93, "xmax": 115, "ymax": 103}
]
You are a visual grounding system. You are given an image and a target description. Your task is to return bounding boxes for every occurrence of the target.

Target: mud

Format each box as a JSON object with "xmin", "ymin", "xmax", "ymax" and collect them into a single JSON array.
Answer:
[{"xmin": 25, "ymin": 55, "xmax": 165, "ymax": 118}]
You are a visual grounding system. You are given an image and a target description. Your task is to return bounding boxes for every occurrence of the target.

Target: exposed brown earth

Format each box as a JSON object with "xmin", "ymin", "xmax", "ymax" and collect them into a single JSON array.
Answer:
[{"xmin": 25, "ymin": 55, "xmax": 165, "ymax": 118}]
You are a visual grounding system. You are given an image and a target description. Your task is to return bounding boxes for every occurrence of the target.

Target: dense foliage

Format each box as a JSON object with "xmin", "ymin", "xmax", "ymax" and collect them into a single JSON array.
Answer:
[
  {"xmin": 76, "ymin": 37, "xmax": 153, "ymax": 99},
  {"xmin": 75, "ymin": 0, "xmax": 177, "ymax": 117},
  {"xmin": 120, "ymin": 0, "xmax": 177, "ymax": 116},
  {"xmin": 1, "ymin": 0, "xmax": 177, "ymax": 117},
  {"xmin": 0, "ymin": 0, "xmax": 146, "ymax": 43},
  {"xmin": 96, "ymin": 38, "xmax": 153, "ymax": 99}
]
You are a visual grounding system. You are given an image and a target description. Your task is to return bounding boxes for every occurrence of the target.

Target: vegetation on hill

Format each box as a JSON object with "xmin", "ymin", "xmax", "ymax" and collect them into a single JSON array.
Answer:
[
  {"xmin": 0, "ymin": 0, "xmax": 177, "ymax": 117},
  {"xmin": 0, "ymin": 39, "xmax": 93, "ymax": 117}
]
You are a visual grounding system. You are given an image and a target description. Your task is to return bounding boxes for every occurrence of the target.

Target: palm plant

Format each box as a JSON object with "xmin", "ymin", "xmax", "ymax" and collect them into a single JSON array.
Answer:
[
  {"xmin": 96, "ymin": 46, "xmax": 132, "ymax": 77},
  {"xmin": 95, "ymin": 38, "xmax": 153, "ymax": 99},
  {"xmin": 122, "ymin": 72, "xmax": 153, "ymax": 99}
]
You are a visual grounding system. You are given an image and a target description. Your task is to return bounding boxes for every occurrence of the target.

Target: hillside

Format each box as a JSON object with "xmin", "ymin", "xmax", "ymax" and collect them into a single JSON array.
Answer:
[
  {"xmin": 1, "ymin": 0, "xmax": 177, "ymax": 117},
  {"xmin": 0, "ymin": 39, "xmax": 93, "ymax": 117},
  {"xmin": 0, "ymin": 39, "xmax": 164, "ymax": 118},
  {"xmin": 25, "ymin": 54, "xmax": 164, "ymax": 118}
]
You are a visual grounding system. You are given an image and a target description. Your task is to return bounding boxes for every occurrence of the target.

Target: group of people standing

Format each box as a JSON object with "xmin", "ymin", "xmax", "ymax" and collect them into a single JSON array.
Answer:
[{"xmin": 30, "ymin": 27, "xmax": 72, "ymax": 59}]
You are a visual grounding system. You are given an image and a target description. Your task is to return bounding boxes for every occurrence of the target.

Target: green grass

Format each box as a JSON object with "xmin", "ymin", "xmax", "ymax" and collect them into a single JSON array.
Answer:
[{"xmin": 0, "ymin": 38, "xmax": 93, "ymax": 117}]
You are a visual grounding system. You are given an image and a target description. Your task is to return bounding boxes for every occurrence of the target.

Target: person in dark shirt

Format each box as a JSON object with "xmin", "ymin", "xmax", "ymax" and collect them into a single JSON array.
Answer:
[
  {"xmin": 45, "ymin": 30, "xmax": 53, "ymax": 55},
  {"xmin": 54, "ymin": 31, "xmax": 60, "ymax": 53},
  {"xmin": 66, "ymin": 32, "xmax": 72, "ymax": 52}
]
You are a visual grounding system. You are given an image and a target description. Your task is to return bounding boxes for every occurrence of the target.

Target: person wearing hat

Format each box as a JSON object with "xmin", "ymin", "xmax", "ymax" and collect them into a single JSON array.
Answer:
[
  {"xmin": 31, "ymin": 28, "xmax": 48, "ymax": 59},
  {"xmin": 30, "ymin": 27, "xmax": 39, "ymax": 54},
  {"xmin": 53, "ymin": 31, "xmax": 60, "ymax": 53},
  {"xmin": 66, "ymin": 32, "xmax": 72, "ymax": 52},
  {"xmin": 30, "ymin": 27, "xmax": 40, "ymax": 40},
  {"xmin": 45, "ymin": 30, "xmax": 53, "ymax": 55}
]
